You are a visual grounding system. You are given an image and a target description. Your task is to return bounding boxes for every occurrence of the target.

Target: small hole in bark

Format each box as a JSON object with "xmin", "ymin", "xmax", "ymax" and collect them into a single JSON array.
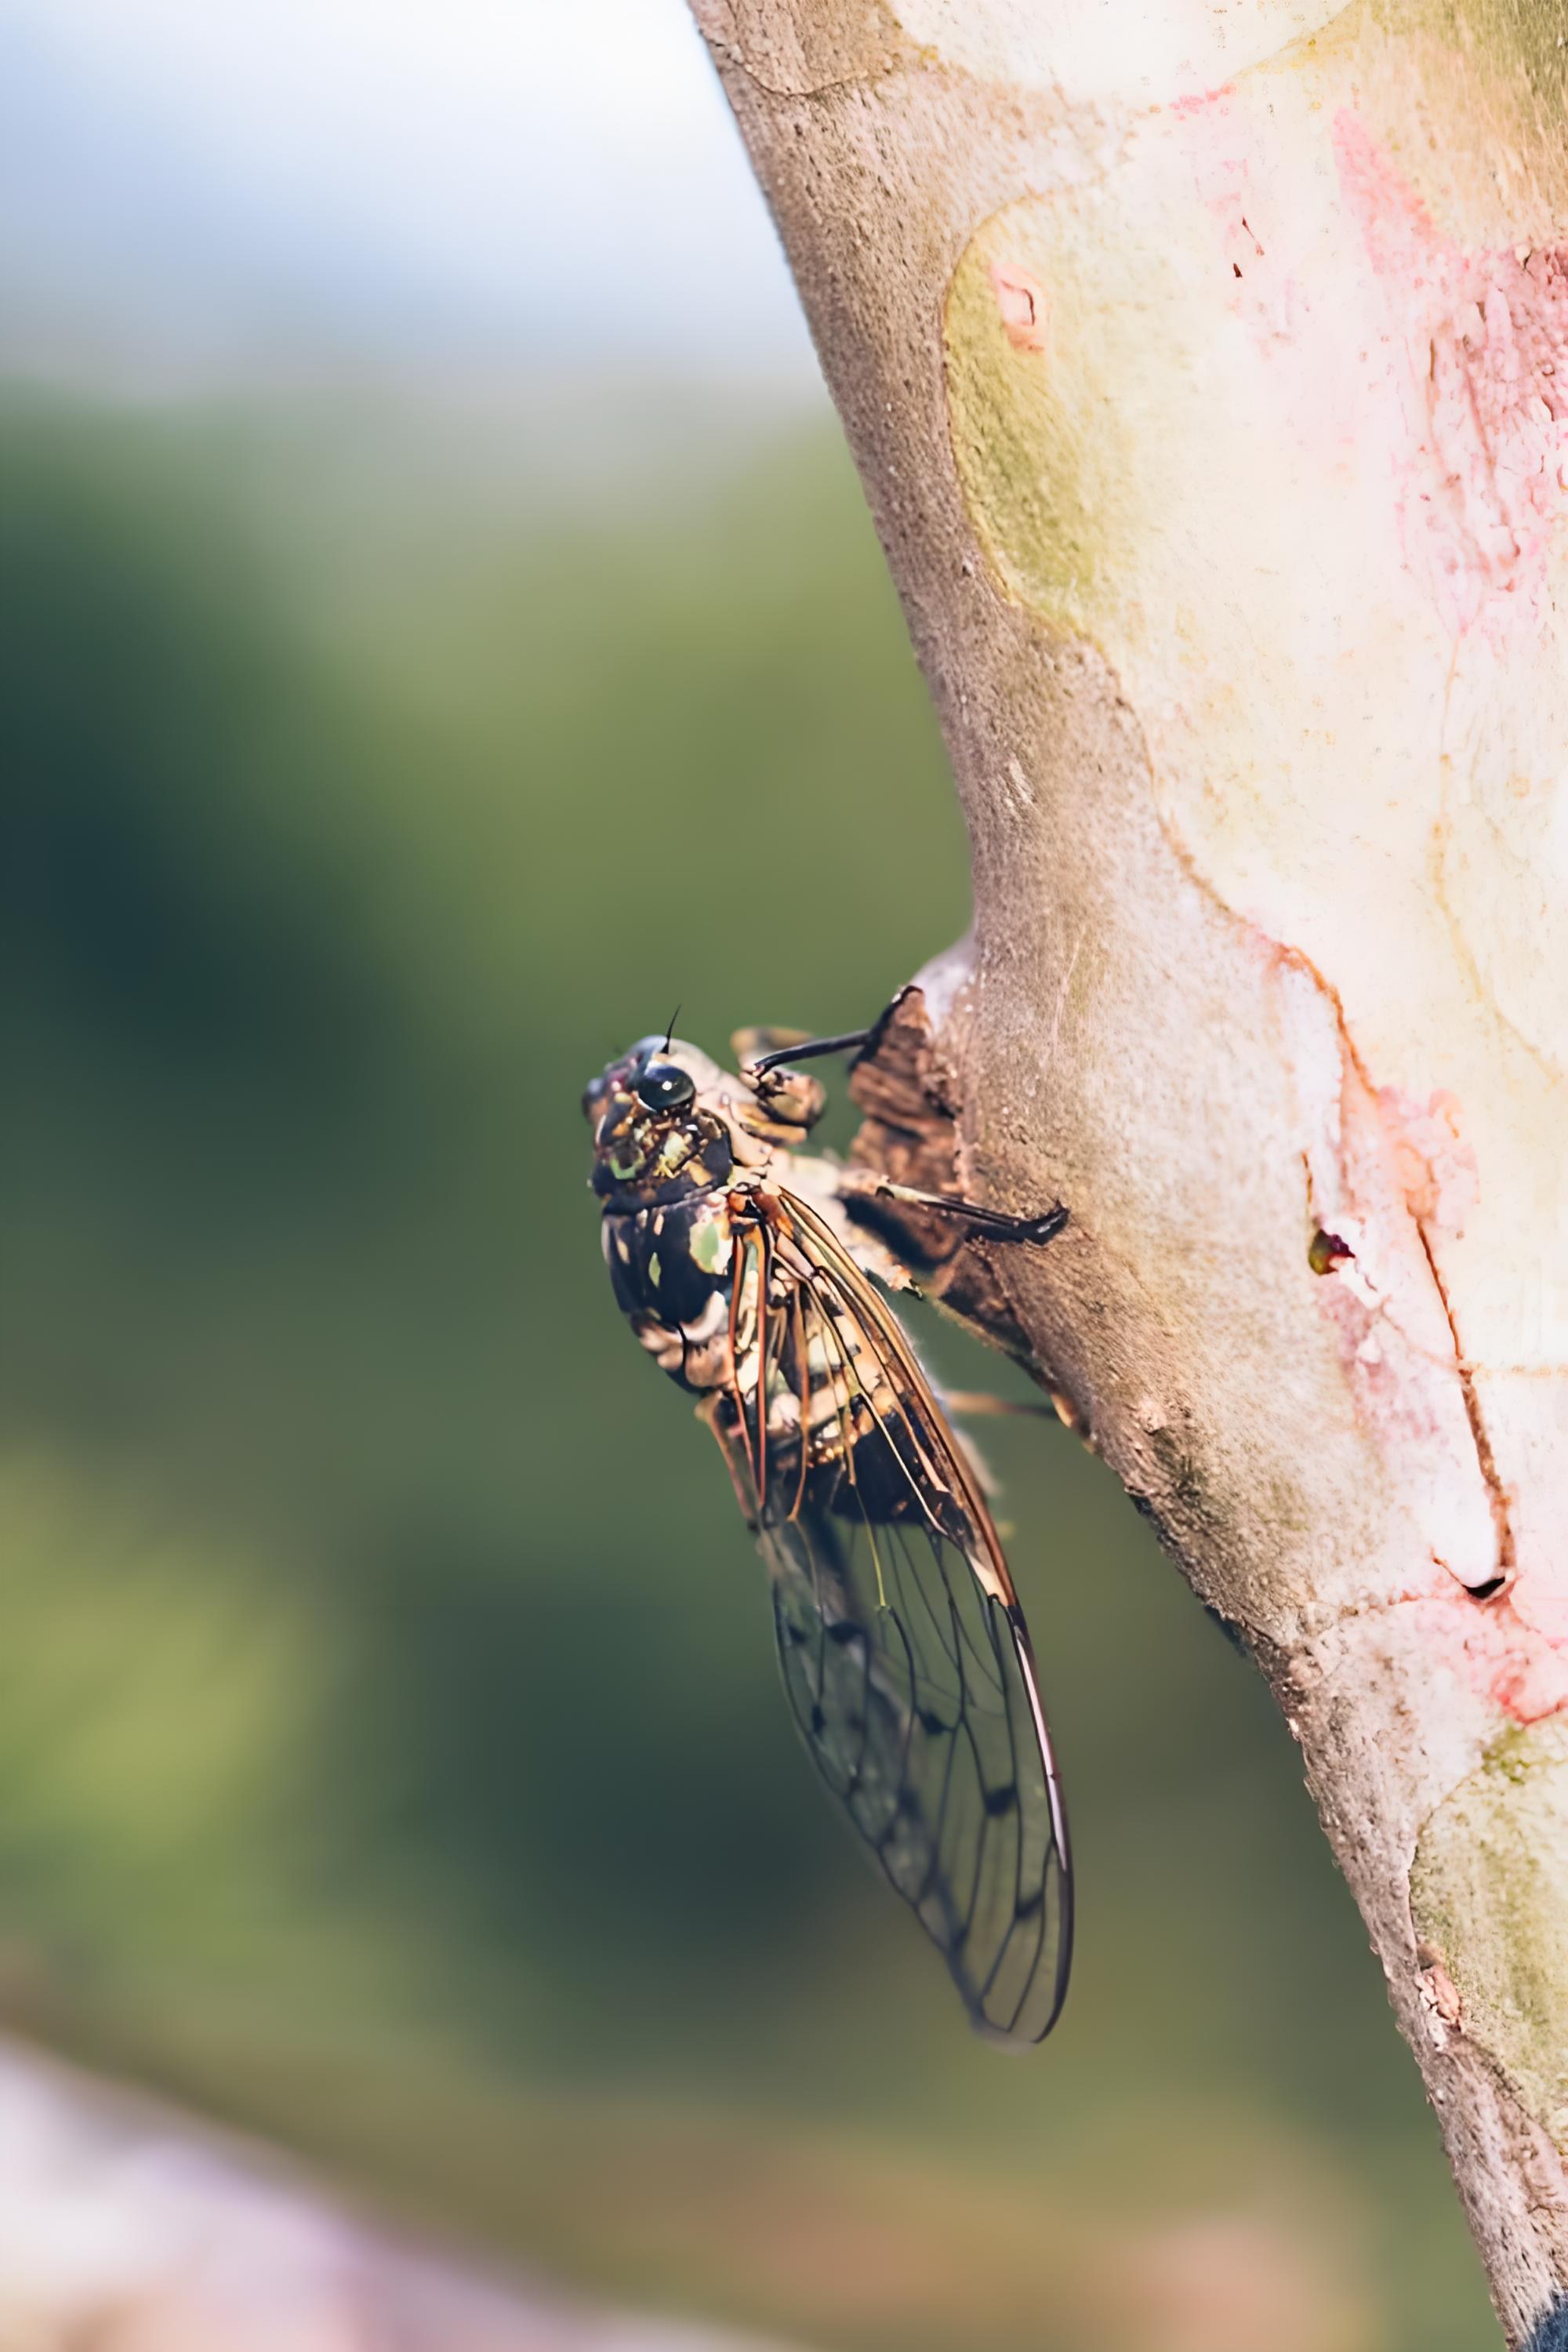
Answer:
[
  {"xmin": 1232, "ymin": 262, "xmax": 1243, "ymax": 278},
  {"xmin": 1308, "ymin": 1228, "xmax": 1353, "ymax": 1274},
  {"xmin": 1434, "ymin": 1548, "xmax": 1511, "ymax": 1602}
]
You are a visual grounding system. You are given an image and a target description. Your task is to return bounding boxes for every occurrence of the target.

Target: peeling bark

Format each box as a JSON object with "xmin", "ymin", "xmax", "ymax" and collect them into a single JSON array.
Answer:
[{"xmin": 690, "ymin": 3, "xmax": 1568, "ymax": 2340}]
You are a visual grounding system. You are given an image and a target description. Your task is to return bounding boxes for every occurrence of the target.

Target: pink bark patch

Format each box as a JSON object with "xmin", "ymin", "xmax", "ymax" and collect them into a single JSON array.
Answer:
[
  {"xmin": 1375, "ymin": 1085, "xmax": 1478, "ymax": 1236},
  {"xmin": 1460, "ymin": 1592, "xmax": 1568, "ymax": 1724},
  {"xmin": 1360, "ymin": 1589, "xmax": 1568, "ymax": 1727},
  {"xmin": 1334, "ymin": 113, "xmax": 1568, "ymax": 633},
  {"xmin": 1168, "ymin": 82, "xmax": 1236, "ymax": 118},
  {"xmin": 989, "ymin": 260, "xmax": 1049, "ymax": 353}
]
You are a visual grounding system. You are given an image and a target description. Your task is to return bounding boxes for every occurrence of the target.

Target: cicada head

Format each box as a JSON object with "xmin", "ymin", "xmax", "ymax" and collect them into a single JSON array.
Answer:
[{"xmin": 583, "ymin": 1035, "xmax": 739, "ymax": 1210}]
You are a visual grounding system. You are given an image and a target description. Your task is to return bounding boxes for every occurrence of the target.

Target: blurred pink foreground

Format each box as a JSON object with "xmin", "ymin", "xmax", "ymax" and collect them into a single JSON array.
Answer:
[{"xmin": 0, "ymin": 2041, "xmax": 795, "ymax": 2352}]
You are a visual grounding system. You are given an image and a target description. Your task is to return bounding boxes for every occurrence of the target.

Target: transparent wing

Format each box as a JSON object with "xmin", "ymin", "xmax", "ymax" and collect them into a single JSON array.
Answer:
[{"xmin": 706, "ymin": 1190, "xmax": 1072, "ymax": 2045}]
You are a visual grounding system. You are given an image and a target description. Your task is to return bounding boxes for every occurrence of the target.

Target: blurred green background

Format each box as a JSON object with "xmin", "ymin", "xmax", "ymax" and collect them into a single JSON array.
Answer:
[
  {"xmin": 0, "ymin": 3, "xmax": 1497, "ymax": 2343},
  {"xmin": 0, "ymin": 383, "xmax": 1494, "ymax": 2350}
]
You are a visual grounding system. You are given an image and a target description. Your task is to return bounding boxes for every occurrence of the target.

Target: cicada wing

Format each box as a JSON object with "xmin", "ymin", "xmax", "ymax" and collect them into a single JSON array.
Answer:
[{"xmin": 705, "ymin": 1193, "xmax": 1072, "ymax": 2046}]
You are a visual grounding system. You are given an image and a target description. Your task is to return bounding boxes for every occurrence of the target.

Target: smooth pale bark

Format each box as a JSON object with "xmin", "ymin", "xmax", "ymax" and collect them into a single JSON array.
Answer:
[{"xmin": 690, "ymin": 3, "xmax": 1568, "ymax": 2341}]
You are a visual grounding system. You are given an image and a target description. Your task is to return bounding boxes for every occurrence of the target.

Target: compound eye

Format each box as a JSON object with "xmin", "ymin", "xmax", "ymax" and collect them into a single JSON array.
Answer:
[{"xmin": 635, "ymin": 1060, "xmax": 695, "ymax": 1112}]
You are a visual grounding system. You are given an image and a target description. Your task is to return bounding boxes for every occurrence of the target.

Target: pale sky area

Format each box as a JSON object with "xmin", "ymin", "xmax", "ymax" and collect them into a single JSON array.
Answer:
[{"xmin": 0, "ymin": 0, "xmax": 818, "ymax": 387}]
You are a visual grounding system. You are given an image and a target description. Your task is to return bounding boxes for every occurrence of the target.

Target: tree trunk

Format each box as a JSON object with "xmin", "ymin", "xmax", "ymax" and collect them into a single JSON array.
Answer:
[{"xmin": 689, "ymin": 3, "xmax": 1568, "ymax": 2340}]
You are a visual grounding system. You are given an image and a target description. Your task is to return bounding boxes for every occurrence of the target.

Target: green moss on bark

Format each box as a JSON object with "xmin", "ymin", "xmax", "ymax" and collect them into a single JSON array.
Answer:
[{"xmin": 1412, "ymin": 1716, "xmax": 1568, "ymax": 2152}]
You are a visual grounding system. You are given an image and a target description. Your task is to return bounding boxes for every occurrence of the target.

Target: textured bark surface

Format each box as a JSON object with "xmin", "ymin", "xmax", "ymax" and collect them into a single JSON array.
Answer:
[{"xmin": 690, "ymin": 4, "xmax": 1568, "ymax": 2342}]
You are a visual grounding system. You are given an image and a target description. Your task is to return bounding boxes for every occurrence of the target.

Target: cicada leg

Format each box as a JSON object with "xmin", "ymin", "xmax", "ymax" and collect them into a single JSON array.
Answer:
[
  {"xmin": 695, "ymin": 1392, "xmax": 759, "ymax": 1523},
  {"xmin": 939, "ymin": 1391, "xmax": 1055, "ymax": 1420},
  {"xmin": 742, "ymin": 1026, "xmax": 875, "ymax": 1078},
  {"xmin": 843, "ymin": 1177, "xmax": 1067, "ymax": 1247}
]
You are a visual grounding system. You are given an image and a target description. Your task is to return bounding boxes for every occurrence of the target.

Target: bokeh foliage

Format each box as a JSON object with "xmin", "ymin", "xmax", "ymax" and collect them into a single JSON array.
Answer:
[{"xmin": 0, "ymin": 387, "xmax": 1493, "ymax": 2349}]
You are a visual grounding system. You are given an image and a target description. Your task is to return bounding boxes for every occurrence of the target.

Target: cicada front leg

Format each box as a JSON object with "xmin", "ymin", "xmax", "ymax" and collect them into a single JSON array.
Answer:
[{"xmin": 842, "ymin": 1176, "xmax": 1067, "ymax": 1248}]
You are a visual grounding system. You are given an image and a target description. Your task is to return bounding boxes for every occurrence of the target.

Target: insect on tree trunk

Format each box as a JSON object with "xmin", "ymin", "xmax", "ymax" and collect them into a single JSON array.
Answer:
[{"xmin": 687, "ymin": 3, "xmax": 1568, "ymax": 2341}]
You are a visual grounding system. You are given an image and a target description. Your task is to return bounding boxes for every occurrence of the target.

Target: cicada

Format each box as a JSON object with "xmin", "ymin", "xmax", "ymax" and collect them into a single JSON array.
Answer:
[{"xmin": 582, "ymin": 1014, "xmax": 1073, "ymax": 2045}]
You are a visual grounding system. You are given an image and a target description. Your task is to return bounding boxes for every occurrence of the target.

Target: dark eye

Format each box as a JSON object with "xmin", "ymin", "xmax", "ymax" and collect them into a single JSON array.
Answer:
[{"xmin": 635, "ymin": 1060, "xmax": 695, "ymax": 1112}]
